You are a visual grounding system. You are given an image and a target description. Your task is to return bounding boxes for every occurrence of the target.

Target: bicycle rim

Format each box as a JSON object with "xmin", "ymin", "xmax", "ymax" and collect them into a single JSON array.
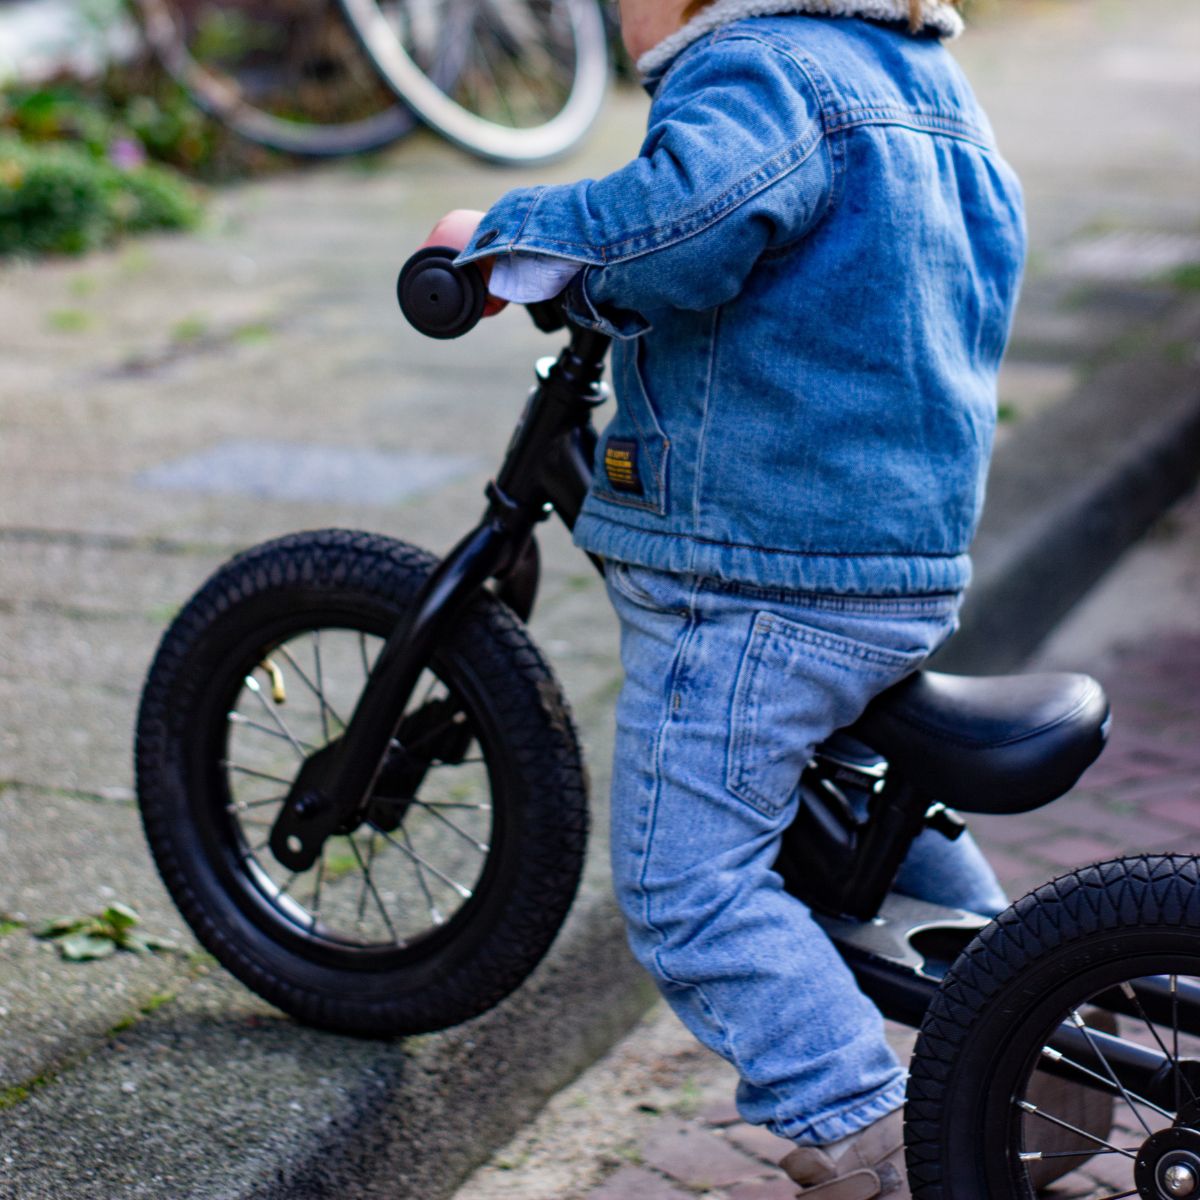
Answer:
[
  {"xmin": 993, "ymin": 961, "xmax": 1200, "ymax": 1198},
  {"xmin": 339, "ymin": 0, "xmax": 609, "ymax": 164},
  {"xmin": 135, "ymin": 0, "xmax": 416, "ymax": 157}
]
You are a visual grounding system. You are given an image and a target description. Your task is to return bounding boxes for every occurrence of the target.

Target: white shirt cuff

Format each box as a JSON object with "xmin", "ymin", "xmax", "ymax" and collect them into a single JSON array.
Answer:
[{"xmin": 488, "ymin": 253, "xmax": 582, "ymax": 304}]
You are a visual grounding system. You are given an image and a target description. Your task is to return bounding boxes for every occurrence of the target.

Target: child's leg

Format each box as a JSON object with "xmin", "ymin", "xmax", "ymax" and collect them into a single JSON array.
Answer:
[
  {"xmin": 605, "ymin": 563, "xmax": 979, "ymax": 1146},
  {"xmin": 893, "ymin": 823, "xmax": 1008, "ymax": 917}
]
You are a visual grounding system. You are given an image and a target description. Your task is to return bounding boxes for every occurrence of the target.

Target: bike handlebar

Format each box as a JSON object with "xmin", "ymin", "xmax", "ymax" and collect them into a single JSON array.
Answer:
[
  {"xmin": 397, "ymin": 247, "xmax": 487, "ymax": 340},
  {"xmin": 398, "ymin": 246, "xmax": 569, "ymax": 340}
]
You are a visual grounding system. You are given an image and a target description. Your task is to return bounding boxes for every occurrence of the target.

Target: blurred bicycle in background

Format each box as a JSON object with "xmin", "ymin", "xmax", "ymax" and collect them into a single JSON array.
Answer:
[{"xmin": 134, "ymin": 0, "xmax": 610, "ymax": 162}]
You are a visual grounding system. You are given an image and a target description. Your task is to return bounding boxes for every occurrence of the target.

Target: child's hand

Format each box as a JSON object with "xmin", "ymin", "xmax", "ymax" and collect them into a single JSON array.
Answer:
[{"xmin": 420, "ymin": 209, "xmax": 508, "ymax": 318}]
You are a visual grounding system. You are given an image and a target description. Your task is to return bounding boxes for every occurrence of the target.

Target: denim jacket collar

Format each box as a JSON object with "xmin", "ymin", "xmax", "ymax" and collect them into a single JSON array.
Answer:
[{"xmin": 638, "ymin": 0, "xmax": 964, "ymax": 84}]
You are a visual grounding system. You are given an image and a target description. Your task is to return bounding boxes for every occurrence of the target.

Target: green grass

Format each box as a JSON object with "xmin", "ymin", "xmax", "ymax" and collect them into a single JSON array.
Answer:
[
  {"xmin": 47, "ymin": 308, "xmax": 92, "ymax": 333},
  {"xmin": 1166, "ymin": 263, "xmax": 1200, "ymax": 292},
  {"xmin": 171, "ymin": 315, "xmax": 209, "ymax": 343},
  {"xmin": 233, "ymin": 320, "xmax": 274, "ymax": 345}
]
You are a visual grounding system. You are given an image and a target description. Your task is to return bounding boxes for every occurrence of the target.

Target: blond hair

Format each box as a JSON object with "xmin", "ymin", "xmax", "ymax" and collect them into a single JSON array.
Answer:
[{"xmin": 681, "ymin": 0, "xmax": 959, "ymax": 29}]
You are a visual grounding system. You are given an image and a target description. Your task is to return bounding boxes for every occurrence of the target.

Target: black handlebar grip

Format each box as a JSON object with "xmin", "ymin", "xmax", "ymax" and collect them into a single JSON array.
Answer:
[{"xmin": 397, "ymin": 246, "xmax": 488, "ymax": 340}]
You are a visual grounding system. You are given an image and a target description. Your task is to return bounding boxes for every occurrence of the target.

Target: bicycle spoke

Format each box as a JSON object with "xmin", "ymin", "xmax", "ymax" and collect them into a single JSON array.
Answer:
[
  {"xmin": 397, "ymin": 821, "xmax": 445, "ymax": 927},
  {"xmin": 356, "ymin": 832, "xmax": 381, "ymax": 923},
  {"xmin": 228, "ymin": 711, "xmax": 317, "ymax": 753},
  {"xmin": 1017, "ymin": 1100, "xmax": 1136, "ymax": 1159},
  {"xmin": 1019, "ymin": 1148, "xmax": 1139, "ymax": 1161},
  {"xmin": 1038, "ymin": 1044, "xmax": 1174, "ymax": 1120},
  {"xmin": 1120, "ymin": 979, "xmax": 1198, "ymax": 1107},
  {"xmin": 243, "ymin": 675, "xmax": 307, "ymax": 758},
  {"xmin": 312, "ymin": 631, "xmax": 330, "ymax": 744},
  {"xmin": 223, "ymin": 761, "xmax": 293, "ymax": 786},
  {"xmin": 1174, "ymin": 974, "xmax": 1182, "ymax": 1114},
  {"xmin": 347, "ymin": 834, "xmax": 400, "ymax": 943},
  {"xmin": 278, "ymin": 645, "xmax": 346, "ymax": 731},
  {"xmin": 1070, "ymin": 1009, "xmax": 1156, "ymax": 1137},
  {"xmin": 410, "ymin": 799, "xmax": 490, "ymax": 852},
  {"xmin": 377, "ymin": 827, "xmax": 473, "ymax": 898},
  {"xmin": 310, "ymin": 853, "xmax": 326, "ymax": 927},
  {"xmin": 227, "ymin": 793, "xmax": 288, "ymax": 812}
]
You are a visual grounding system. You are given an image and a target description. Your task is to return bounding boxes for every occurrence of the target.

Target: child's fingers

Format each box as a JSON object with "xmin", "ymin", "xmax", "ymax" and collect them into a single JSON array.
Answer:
[
  {"xmin": 416, "ymin": 209, "xmax": 506, "ymax": 317},
  {"xmin": 420, "ymin": 208, "xmax": 486, "ymax": 253}
]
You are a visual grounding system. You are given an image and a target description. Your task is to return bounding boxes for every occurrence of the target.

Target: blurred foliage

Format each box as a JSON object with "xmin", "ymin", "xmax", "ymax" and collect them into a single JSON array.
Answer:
[{"xmin": 0, "ymin": 131, "xmax": 202, "ymax": 257}]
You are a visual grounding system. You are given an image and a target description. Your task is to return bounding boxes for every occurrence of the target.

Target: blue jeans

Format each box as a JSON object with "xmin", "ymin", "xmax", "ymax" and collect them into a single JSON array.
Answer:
[{"xmin": 605, "ymin": 562, "xmax": 1007, "ymax": 1146}]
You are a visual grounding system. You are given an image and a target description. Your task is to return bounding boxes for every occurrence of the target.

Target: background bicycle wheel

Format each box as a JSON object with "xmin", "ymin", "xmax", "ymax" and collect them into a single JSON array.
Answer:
[
  {"xmin": 339, "ymin": 0, "xmax": 609, "ymax": 164},
  {"xmin": 135, "ymin": 0, "xmax": 417, "ymax": 157}
]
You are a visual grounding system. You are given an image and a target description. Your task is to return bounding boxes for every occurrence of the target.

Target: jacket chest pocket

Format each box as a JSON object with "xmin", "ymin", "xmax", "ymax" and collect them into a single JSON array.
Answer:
[{"xmin": 593, "ymin": 345, "xmax": 670, "ymax": 516}]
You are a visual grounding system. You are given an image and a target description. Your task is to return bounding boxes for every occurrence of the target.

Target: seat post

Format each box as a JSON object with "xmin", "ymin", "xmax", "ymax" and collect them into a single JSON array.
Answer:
[{"xmin": 837, "ymin": 776, "xmax": 932, "ymax": 921}]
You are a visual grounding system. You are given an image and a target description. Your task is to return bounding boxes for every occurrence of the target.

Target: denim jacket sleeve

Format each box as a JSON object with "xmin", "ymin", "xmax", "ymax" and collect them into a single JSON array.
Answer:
[{"xmin": 454, "ymin": 33, "xmax": 834, "ymax": 338}]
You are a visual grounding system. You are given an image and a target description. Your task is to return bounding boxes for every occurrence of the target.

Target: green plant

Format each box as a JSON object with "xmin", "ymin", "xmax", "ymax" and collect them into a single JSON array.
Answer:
[
  {"xmin": 0, "ymin": 135, "xmax": 201, "ymax": 257},
  {"xmin": 35, "ymin": 902, "xmax": 177, "ymax": 961}
]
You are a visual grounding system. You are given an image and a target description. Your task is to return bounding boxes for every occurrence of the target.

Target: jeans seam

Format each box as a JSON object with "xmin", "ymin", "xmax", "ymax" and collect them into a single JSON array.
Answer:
[
  {"xmin": 636, "ymin": 583, "xmax": 791, "ymax": 1119},
  {"xmin": 773, "ymin": 1075, "xmax": 907, "ymax": 1145},
  {"xmin": 727, "ymin": 614, "xmax": 785, "ymax": 817},
  {"xmin": 640, "ymin": 577, "xmax": 740, "ymax": 1066}
]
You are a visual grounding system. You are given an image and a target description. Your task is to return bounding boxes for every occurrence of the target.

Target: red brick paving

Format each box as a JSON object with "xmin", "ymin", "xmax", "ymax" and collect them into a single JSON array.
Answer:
[
  {"xmin": 583, "ymin": 634, "xmax": 1200, "ymax": 1199},
  {"xmin": 640, "ymin": 1117, "xmax": 773, "ymax": 1189}
]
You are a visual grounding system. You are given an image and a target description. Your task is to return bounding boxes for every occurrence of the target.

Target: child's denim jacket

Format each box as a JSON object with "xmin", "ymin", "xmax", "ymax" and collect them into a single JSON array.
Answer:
[{"xmin": 456, "ymin": 15, "xmax": 1027, "ymax": 596}]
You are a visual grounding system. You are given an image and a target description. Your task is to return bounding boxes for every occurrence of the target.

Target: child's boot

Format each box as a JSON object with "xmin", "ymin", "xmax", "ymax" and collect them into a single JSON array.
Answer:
[{"xmin": 779, "ymin": 1108, "xmax": 910, "ymax": 1199}]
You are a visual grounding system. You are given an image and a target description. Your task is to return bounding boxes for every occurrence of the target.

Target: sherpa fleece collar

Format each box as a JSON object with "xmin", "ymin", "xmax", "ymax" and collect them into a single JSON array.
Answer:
[{"xmin": 637, "ymin": 0, "xmax": 964, "ymax": 80}]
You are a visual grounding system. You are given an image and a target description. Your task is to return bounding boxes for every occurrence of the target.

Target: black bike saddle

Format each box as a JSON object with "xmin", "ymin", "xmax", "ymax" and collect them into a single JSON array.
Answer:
[{"xmin": 850, "ymin": 671, "xmax": 1110, "ymax": 814}]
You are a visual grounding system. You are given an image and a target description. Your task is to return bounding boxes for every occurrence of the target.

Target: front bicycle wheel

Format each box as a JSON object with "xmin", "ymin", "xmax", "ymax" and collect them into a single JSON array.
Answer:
[
  {"xmin": 907, "ymin": 856, "xmax": 1200, "ymax": 1200},
  {"xmin": 339, "ymin": 0, "xmax": 609, "ymax": 164},
  {"xmin": 134, "ymin": 0, "xmax": 416, "ymax": 157},
  {"xmin": 135, "ymin": 529, "xmax": 589, "ymax": 1035}
]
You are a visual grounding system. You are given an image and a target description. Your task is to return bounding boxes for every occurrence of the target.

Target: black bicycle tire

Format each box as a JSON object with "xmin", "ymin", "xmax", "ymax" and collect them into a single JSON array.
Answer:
[
  {"xmin": 135, "ymin": 528, "xmax": 589, "ymax": 1035},
  {"xmin": 134, "ymin": 0, "xmax": 417, "ymax": 158},
  {"xmin": 338, "ymin": 0, "xmax": 609, "ymax": 164},
  {"xmin": 906, "ymin": 854, "xmax": 1200, "ymax": 1199}
]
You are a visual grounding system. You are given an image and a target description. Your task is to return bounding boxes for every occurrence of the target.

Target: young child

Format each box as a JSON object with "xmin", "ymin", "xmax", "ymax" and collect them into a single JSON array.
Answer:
[{"xmin": 427, "ymin": 2, "xmax": 1023, "ymax": 1195}]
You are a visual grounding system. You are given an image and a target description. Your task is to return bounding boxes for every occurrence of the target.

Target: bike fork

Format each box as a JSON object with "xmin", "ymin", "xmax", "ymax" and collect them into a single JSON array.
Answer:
[{"xmin": 270, "ymin": 326, "xmax": 611, "ymax": 873}]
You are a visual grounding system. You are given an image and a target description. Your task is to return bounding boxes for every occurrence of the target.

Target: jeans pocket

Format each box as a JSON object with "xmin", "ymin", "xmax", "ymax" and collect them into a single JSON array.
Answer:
[
  {"xmin": 725, "ymin": 611, "xmax": 929, "ymax": 817},
  {"xmin": 605, "ymin": 561, "xmax": 688, "ymax": 616}
]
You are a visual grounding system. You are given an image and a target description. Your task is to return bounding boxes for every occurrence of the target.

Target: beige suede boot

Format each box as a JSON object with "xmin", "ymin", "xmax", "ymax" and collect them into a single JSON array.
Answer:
[{"xmin": 779, "ymin": 1108, "xmax": 910, "ymax": 1199}]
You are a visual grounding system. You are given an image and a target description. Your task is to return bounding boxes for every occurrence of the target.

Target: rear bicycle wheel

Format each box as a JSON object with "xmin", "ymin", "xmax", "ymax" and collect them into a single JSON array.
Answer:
[
  {"xmin": 339, "ymin": 0, "xmax": 609, "ymax": 164},
  {"xmin": 134, "ymin": 0, "xmax": 416, "ymax": 157},
  {"xmin": 906, "ymin": 856, "xmax": 1200, "ymax": 1199},
  {"xmin": 135, "ymin": 529, "xmax": 589, "ymax": 1034}
]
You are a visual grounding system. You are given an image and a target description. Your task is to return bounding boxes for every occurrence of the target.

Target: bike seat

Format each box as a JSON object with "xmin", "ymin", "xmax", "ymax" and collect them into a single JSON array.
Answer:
[{"xmin": 850, "ymin": 671, "xmax": 1110, "ymax": 814}]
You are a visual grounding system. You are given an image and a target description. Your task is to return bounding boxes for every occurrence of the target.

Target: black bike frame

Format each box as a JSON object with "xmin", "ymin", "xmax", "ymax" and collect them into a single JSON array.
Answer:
[
  {"xmin": 269, "ymin": 312, "xmax": 1200, "ymax": 1101},
  {"xmin": 269, "ymin": 320, "xmax": 612, "ymax": 874}
]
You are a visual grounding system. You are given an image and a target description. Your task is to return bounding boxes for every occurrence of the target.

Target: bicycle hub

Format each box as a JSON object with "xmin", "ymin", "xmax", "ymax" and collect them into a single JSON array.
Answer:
[{"xmin": 1136, "ymin": 1127, "xmax": 1200, "ymax": 1198}]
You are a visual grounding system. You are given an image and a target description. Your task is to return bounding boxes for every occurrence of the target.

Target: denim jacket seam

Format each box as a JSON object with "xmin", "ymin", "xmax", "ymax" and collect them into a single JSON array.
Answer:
[
  {"xmin": 512, "ymin": 188, "xmax": 548, "ymax": 247},
  {"xmin": 691, "ymin": 306, "xmax": 722, "ymax": 532},
  {"xmin": 592, "ymin": 350, "xmax": 671, "ymax": 516},
  {"xmin": 514, "ymin": 131, "xmax": 826, "ymax": 266},
  {"xmin": 766, "ymin": 42, "xmax": 848, "ymax": 223},
  {"xmin": 580, "ymin": 515, "xmax": 967, "ymax": 559},
  {"xmin": 827, "ymin": 107, "xmax": 993, "ymax": 148}
]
